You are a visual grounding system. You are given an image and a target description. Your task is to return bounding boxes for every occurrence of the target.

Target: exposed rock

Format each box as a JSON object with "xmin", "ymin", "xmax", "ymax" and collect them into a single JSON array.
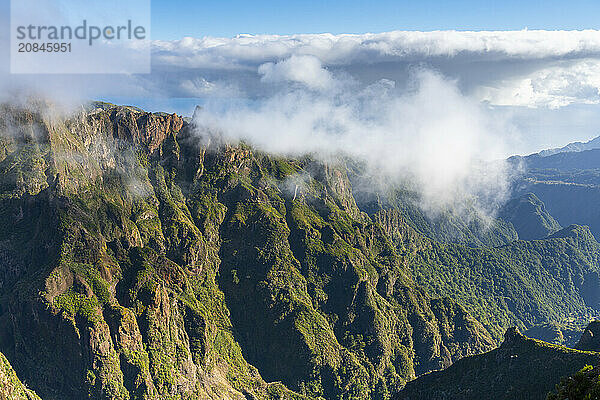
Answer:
[
  {"xmin": 2, "ymin": 102, "xmax": 598, "ymax": 400},
  {"xmin": 0, "ymin": 103, "xmax": 494, "ymax": 400}
]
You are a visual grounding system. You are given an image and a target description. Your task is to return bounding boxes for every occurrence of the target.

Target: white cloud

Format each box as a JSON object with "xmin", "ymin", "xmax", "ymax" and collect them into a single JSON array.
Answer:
[
  {"xmin": 3, "ymin": 30, "xmax": 600, "ymax": 109},
  {"xmin": 150, "ymin": 30, "xmax": 600, "ymax": 108},
  {"xmin": 153, "ymin": 30, "xmax": 600, "ymax": 68},
  {"xmin": 476, "ymin": 59, "xmax": 600, "ymax": 108},
  {"xmin": 193, "ymin": 69, "xmax": 511, "ymax": 216},
  {"xmin": 2, "ymin": 29, "xmax": 600, "ymax": 157},
  {"xmin": 179, "ymin": 78, "xmax": 241, "ymax": 98},
  {"xmin": 4, "ymin": 29, "xmax": 600, "ymax": 219},
  {"xmin": 258, "ymin": 55, "xmax": 334, "ymax": 90}
]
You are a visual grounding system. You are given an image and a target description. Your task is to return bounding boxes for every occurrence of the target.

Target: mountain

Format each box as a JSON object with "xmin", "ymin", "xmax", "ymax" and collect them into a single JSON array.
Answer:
[
  {"xmin": 0, "ymin": 102, "xmax": 496, "ymax": 400},
  {"xmin": 498, "ymin": 193, "xmax": 561, "ymax": 240},
  {"xmin": 538, "ymin": 135, "xmax": 600, "ymax": 157},
  {"xmin": 405, "ymin": 224, "xmax": 600, "ymax": 341},
  {"xmin": 513, "ymin": 180, "xmax": 600, "ymax": 240},
  {"xmin": 524, "ymin": 322, "xmax": 584, "ymax": 347},
  {"xmin": 350, "ymin": 177, "xmax": 518, "ymax": 248},
  {"xmin": 511, "ymin": 148, "xmax": 600, "ymax": 171},
  {"xmin": 1, "ymin": 101, "xmax": 600, "ymax": 399},
  {"xmin": 508, "ymin": 147, "xmax": 600, "ymax": 240},
  {"xmin": 398, "ymin": 327, "xmax": 600, "ymax": 400},
  {"xmin": 348, "ymin": 174, "xmax": 600, "ymax": 344}
]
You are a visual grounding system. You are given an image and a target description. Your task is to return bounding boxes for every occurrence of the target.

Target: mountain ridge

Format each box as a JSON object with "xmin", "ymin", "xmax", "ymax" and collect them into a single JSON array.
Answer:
[
  {"xmin": 0, "ymin": 102, "xmax": 496, "ymax": 399},
  {"xmin": 398, "ymin": 327, "xmax": 600, "ymax": 400},
  {"xmin": 1, "ymin": 101, "xmax": 599, "ymax": 399},
  {"xmin": 538, "ymin": 135, "xmax": 600, "ymax": 157}
]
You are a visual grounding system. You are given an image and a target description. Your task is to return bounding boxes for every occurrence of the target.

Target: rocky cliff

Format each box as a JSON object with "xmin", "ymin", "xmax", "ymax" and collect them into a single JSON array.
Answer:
[
  {"xmin": 0, "ymin": 102, "xmax": 494, "ymax": 400},
  {"xmin": 2, "ymin": 101, "xmax": 600, "ymax": 400}
]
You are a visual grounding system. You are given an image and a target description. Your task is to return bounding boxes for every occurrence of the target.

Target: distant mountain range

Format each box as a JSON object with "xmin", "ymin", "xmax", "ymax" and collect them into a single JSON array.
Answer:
[
  {"xmin": 509, "ymin": 147, "xmax": 600, "ymax": 171},
  {"xmin": 538, "ymin": 135, "xmax": 600, "ymax": 157},
  {"xmin": 395, "ymin": 131, "xmax": 600, "ymax": 400},
  {"xmin": 505, "ymin": 135, "xmax": 600, "ymax": 244}
]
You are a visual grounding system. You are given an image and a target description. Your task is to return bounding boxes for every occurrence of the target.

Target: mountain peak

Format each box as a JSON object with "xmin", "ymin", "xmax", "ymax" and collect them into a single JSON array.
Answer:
[
  {"xmin": 192, "ymin": 105, "xmax": 203, "ymax": 120},
  {"xmin": 576, "ymin": 321, "xmax": 600, "ymax": 351},
  {"xmin": 503, "ymin": 327, "xmax": 525, "ymax": 345}
]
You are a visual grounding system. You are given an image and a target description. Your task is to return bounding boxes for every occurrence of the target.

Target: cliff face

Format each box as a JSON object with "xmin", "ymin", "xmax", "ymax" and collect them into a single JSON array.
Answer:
[{"xmin": 0, "ymin": 103, "xmax": 494, "ymax": 400}]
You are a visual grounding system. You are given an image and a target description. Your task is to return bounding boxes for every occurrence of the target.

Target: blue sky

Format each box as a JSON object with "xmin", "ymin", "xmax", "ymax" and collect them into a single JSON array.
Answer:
[
  {"xmin": 151, "ymin": 0, "xmax": 600, "ymax": 39},
  {"xmin": 2, "ymin": 0, "xmax": 598, "ymax": 39}
]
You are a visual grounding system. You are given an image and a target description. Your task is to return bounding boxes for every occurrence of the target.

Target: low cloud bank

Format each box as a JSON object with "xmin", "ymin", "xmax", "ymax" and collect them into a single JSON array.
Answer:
[{"xmin": 154, "ymin": 30, "xmax": 600, "ymax": 108}]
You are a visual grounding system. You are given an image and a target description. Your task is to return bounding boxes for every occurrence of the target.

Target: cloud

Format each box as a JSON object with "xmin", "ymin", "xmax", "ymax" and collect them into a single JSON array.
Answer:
[
  {"xmin": 476, "ymin": 59, "xmax": 600, "ymax": 108},
  {"xmin": 258, "ymin": 55, "xmax": 334, "ymax": 90},
  {"xmin": 3, "ymin": 30, "xmax": 600, "ymax": 109},
  {"xmin": 148, "ymin": 30, "xmax": 600, "ymax": 108},
  {"xmin": 2, "ymin": 30, "xmax": 600, "ymax": 161},
  {"xmin": 153, "ymin": 30, "xmax": 600, "ymax": 68},
  {"xmin": 179, "ymin": 77, "xmax": 241, "ymax": 97},
  {"xmin": 3, "ymin": 29, "xmax": 599, "ymax": 220},
  {"xmin": 192, "ymin": 69, "xmax": 512, "ymax": 217}
]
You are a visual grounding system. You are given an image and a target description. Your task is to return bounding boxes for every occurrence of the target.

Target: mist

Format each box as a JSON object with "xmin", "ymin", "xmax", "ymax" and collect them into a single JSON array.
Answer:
[{"xmin": 192, "ymin": 61, "xmax": 514, "ymax": 219}]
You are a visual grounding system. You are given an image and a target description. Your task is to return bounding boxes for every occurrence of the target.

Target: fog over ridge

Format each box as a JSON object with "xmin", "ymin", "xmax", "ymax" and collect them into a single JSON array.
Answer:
[{"xmin": 192, "ymin": 67, "xmax": 513, "ymax": 219}]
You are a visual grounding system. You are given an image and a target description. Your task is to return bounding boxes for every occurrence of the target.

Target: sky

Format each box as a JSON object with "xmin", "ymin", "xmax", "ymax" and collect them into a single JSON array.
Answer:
[
  {"xmin": 150, "ymin": 0, "xmax": 600, "ymax": 39},
  {"xmin": 2, "ymin": 0, "xmax": 600, "ymax": 156},
  {"xmin": 5, "ymin": 0, "xmax": 598, "ymax": 39}
]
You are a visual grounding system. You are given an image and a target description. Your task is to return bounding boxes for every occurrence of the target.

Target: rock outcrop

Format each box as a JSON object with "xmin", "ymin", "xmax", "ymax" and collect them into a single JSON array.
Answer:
[
  {"xmin": 2, "ymin": 101, "xmax": 600, "ymax": 400},
  {"xmin": 0, "ymin": 351, "xmax": 40, "ymax": 400}
]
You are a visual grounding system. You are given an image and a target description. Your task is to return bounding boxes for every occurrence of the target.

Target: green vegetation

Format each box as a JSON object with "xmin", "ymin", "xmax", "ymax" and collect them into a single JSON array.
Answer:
[
  {"xmin": 509, "ymin": 147, "xmax": 600, "ymax": 240},
  {"xmin": 547, "ymin": 365, "xmax": 600, "ymax": 400},
  {"xmin": 402, "ymin": 224, "xmax": 600, "ymax": 341},
  {"xmin": 0, "ymin": 352, "xmax": 41, "ymax": 400},
  {"xmin": 0, "ymin": 102, "xmax": 599, "ymax": 400},
  {"xmin": 353, "ymin": 182, "xmax": 519, "ymax": 248},
  {"xmin": 499, "ymin": 193, "xmax": 561, "ymax": 240}
]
